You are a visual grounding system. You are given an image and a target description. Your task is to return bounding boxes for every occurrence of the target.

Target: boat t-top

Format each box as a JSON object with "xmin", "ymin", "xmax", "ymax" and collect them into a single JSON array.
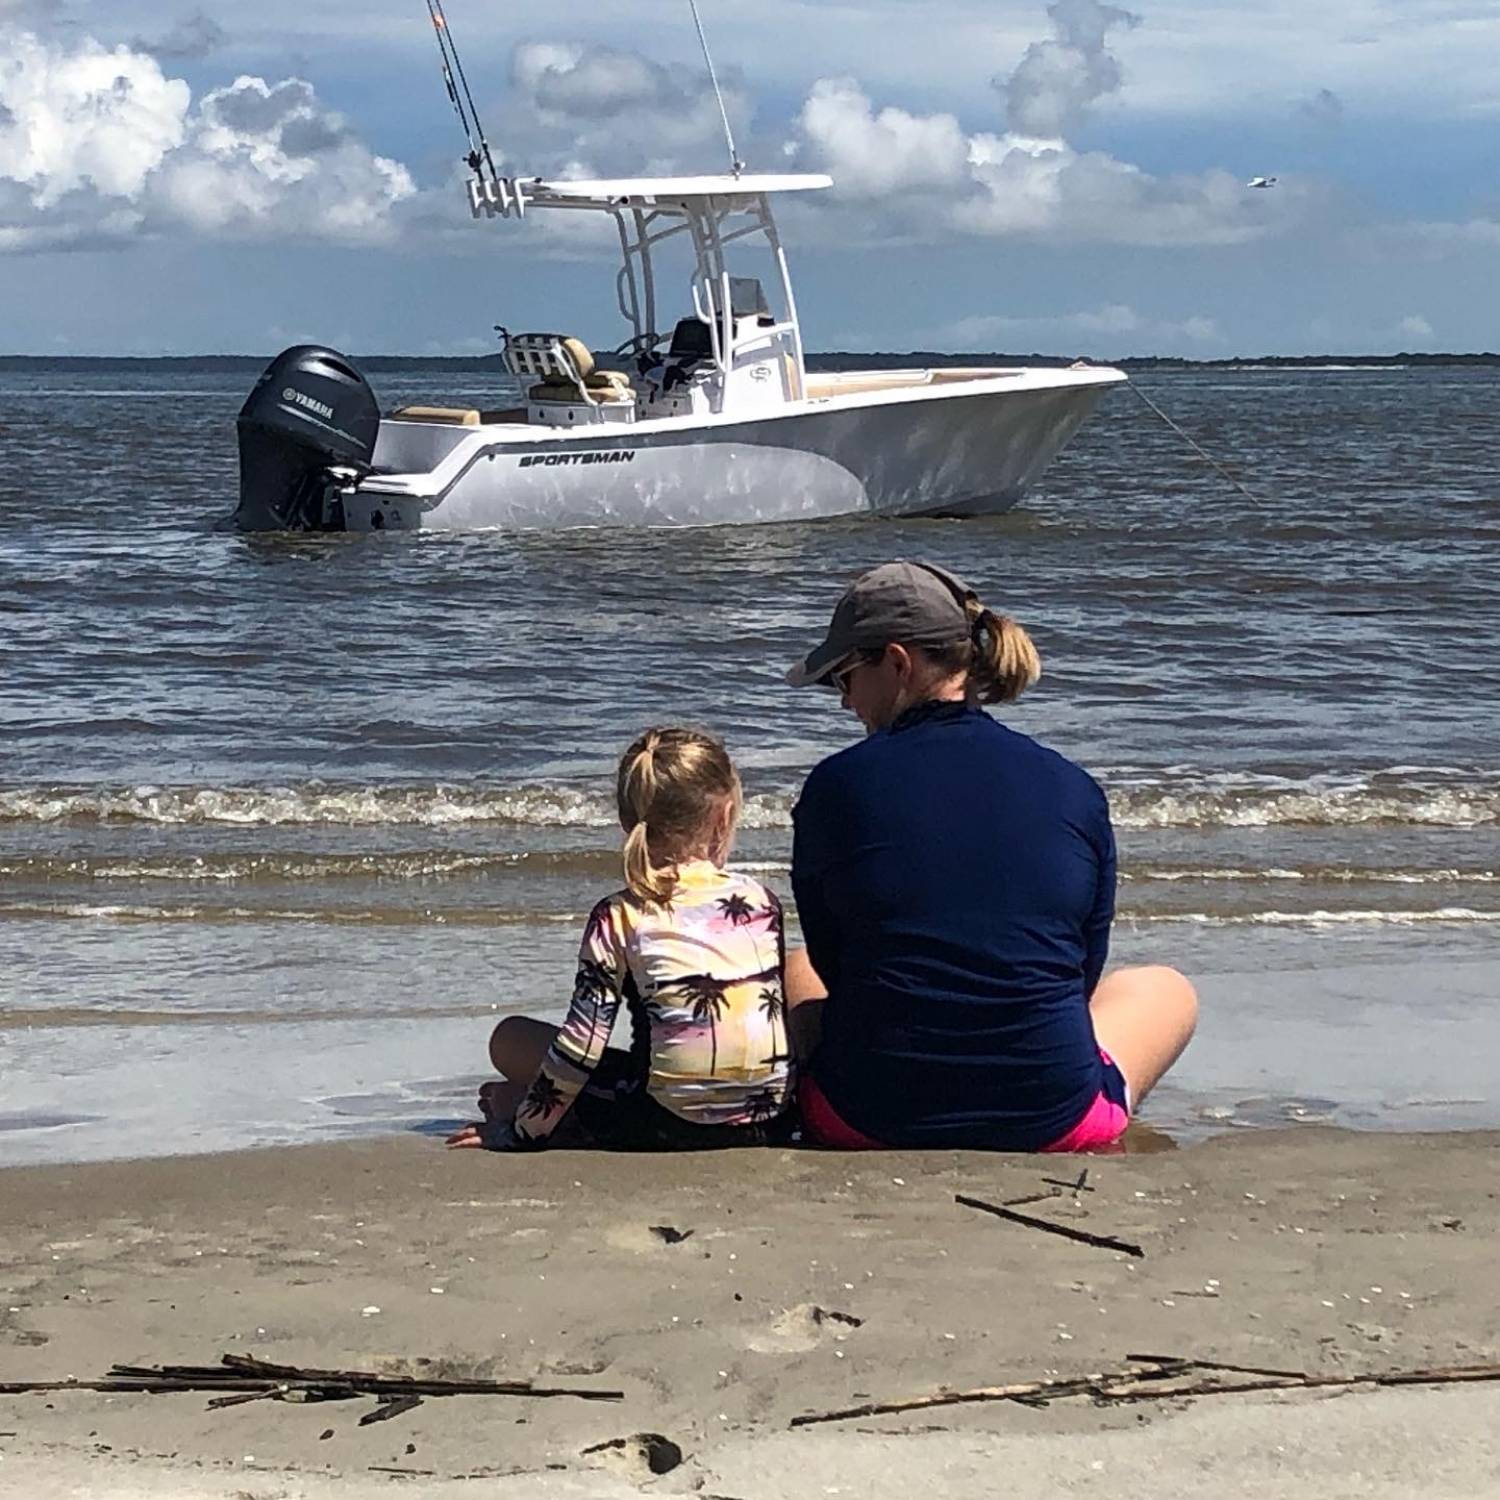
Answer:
[{"xmin": 234, "ymin": 14, "xmax": 1124, "ymax": 532}]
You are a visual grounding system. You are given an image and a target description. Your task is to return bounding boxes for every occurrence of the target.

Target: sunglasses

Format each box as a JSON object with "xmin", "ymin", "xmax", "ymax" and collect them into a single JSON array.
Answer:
[{"xmin": 829, "ymin": 650, "xmax": 881, "ymax": 695}]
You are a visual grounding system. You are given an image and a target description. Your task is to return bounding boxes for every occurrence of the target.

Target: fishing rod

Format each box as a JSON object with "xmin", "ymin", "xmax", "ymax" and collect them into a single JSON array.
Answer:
[{"xmin": 424, "ymin": 0, "xmax": 500, "ymax": 185}]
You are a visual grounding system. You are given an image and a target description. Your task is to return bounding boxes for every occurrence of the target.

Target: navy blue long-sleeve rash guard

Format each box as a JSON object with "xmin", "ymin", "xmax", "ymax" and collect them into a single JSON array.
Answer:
[{"xmin": 791, "ymin": 700, "xmax": 1116, "ymax": 1150}]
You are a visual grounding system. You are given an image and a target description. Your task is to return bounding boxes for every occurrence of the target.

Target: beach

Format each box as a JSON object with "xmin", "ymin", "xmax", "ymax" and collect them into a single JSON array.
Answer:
[
  {"xmin": 3, "ymin": 365, "xmax": 1499, "ymax": 1491},
  {"xmin": 4, "ymin": 1128, "xmax": 1500, "ymax": 1497}
]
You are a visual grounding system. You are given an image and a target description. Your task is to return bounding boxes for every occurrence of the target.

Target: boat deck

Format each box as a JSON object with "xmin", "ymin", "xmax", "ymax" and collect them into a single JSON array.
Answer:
[{"xmin": 386, "ymin": 368, "xmax": 1034, "ymax": 428}]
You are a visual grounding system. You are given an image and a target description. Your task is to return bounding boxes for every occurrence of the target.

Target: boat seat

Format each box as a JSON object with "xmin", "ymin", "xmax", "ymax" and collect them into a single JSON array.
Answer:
[
  {"xmin": 505, "ymin": 332, "xmax": 635, "ymax": 403},
  {"xmin": 390, "ymin": 405, "xmax": 528, "ymax": 425},
  {"xmin": 391, "ymin": 405, "xmax": 481, "ymax": 425},
  {"xmin": 529, "ymin": 372, "xmax": 634, "ymax": 405},
  {"xmin": 504, "ymin": 332, "xmax": 597, "ymax": 382}
]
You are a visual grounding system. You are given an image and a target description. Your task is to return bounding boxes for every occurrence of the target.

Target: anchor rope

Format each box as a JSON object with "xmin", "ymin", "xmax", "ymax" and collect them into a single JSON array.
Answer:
[{"xmin": 1128, "ymin": 380, "xmax": 1260, "ymax": 504}]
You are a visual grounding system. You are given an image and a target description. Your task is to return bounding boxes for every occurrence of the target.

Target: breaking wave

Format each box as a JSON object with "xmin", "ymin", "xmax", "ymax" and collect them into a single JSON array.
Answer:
[
  {"xmin": 1, "ymin": 766, "xmax": 1497, "ymax": 830},
  {"xmin": 1104, "ymin": 767, "xmax": 1500, "ymax": 829},
  {"xmin": 1134, "ymin": 907, "xmax": 1500, "ymax": 927}
]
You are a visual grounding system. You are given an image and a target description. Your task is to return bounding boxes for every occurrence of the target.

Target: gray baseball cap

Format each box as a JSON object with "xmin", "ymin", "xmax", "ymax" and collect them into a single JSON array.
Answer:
[{"xmin": 787, "ymin": 560, "xmax": 978, "ymax": 687}]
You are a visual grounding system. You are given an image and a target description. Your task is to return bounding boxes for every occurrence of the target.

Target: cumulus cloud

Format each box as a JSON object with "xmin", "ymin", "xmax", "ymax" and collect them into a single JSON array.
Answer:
[
  {"xmin": 785, "ymin": 6, "xmax": 1291, "ymax": 251},
  {"xmin": 0, "ymin": 26, "xmax": 414, "ymax": 252},
  {"xmin": 152, "ymin": 75, "xmax": 415, "ymax": 238},
  {"xmin": 935, "ymin": 302, "xmax": 1221, "ymax": 352},
  {"xmin": 1001, "ymin": 0, "xmax": 1139, "ymax": 138},
  {"xmin": 793, "ymin": 79, "xmax": 969, "ymax": 198},
  {"xmin": 1396, "ymin": 313, "xmax": 1433, "ymax": 339},
  {"xmin": 501, "ymin": 41, "xmax": 751, "ymax": 177}
]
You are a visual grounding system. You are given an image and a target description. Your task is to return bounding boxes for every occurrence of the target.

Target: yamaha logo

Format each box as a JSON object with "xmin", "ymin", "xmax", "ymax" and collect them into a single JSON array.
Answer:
[{"xmin": 283, "ymin": 387, "xmax": 335, "ymax": 420}]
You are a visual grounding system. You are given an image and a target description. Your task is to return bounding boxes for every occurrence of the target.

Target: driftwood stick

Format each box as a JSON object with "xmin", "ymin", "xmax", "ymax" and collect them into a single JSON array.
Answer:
[
  {"xmin": 2, "ymin": 1356, "xmax": 624, "ymax": 1404},
  {"xmin": 1126, "ymin": 1352, "xmax": 1312, "ymax": 1380},
  {"xmin": 1090, "ymin": 1364, "xmax": 1500, "ymax": 1404},
  {"xmin": 791, "ymin": 1360, "xmax": 1500, "ymax": 1428},
  {"xmin": 955, "ymin": 1193, "xmax": 1146, "ymax": 1258},
  {"xmin": 359, "ymin": 1394, "xmax": 424, "ymax": 1426},
  {"xmin": 206, "ymin": 1387, "xmax": 289, "ymax": 1410},
  {"xmin": 791, "ymin": 1362, "xmax": 1191, "ymax": 1428}
]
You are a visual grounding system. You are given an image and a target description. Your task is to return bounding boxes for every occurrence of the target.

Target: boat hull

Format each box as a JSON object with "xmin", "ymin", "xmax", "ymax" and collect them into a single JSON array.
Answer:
[{"xmin": 334, "ymin": 370, "xmax": 1124, "ymax": 532}]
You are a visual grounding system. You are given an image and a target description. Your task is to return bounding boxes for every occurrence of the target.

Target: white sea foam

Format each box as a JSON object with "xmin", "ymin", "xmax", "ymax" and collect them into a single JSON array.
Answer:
[
  {"xmin": 0, "ymin": 902, "xmax": 588, "ymax": 926},
  {"xmin": 1126, "ymin": 867, "xmax": 1499, "ymax": 885},
  {"xmin": 1136, "ymin": 907, "xmax": 1500, "ymax": 927},
  {"xmin": 2, "ymin": 769, "xmax": 1497, "ymax": 830}
]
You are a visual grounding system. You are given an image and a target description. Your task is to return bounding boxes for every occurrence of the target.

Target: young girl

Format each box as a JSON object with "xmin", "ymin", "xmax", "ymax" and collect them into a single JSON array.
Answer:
[{"xmin": 448, "ymin": 727, "xmax": 794, "ymax": 1152}]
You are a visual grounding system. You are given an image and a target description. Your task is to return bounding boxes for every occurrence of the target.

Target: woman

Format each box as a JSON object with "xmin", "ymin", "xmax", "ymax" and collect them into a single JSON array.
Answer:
[{"xmin": 786, "ymin": 560, "xmax": 1196, "ymax": 1152}]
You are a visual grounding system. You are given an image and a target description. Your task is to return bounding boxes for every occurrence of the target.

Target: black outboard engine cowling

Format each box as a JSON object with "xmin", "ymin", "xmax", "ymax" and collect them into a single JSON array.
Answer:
[{"xmin": 235, "ymin": 346, "xmax": 380, "ymax": 531}]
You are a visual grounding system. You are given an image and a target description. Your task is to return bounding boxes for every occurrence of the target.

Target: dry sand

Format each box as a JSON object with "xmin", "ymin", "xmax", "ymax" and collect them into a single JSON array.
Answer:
[{"xmin": 2, "ymin": 1128, "xmax": 1499, "ymax": 1497}]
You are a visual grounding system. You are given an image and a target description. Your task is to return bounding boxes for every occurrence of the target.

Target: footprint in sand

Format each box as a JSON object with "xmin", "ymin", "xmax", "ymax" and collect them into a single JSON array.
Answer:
[
  {"xmin": 740, "ymin": 1303, "xmax": 864, "ymax": 1354},
  {"xmin": 603, "ymin": 1223, "xmax": 696, "ymax": 1254},
  {"xmin": 581, "ymin": 1432, "xmax": 684, "ymax": 1477}
]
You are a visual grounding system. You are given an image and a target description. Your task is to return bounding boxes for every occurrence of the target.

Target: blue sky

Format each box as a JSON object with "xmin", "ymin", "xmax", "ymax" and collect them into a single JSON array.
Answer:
[{"xmin": 3, "ymin": 0, "xmax": 1499, "ymax": 356}]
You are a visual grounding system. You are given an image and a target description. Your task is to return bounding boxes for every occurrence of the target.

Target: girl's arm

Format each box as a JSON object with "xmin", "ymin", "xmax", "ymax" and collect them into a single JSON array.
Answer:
[{"xmin": 506, "ymin": 898, "xmax": 629, "ymax": 1148}]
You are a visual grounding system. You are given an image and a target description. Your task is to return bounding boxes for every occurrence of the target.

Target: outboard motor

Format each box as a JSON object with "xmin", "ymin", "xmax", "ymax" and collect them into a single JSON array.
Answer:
[{"xmin": 234, "ymin": 346, "xmax": 380, "ymax": 531}]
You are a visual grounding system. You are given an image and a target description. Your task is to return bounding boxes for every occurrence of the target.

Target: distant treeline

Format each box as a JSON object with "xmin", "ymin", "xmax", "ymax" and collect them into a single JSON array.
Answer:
[{"xmin": 2, "ymin": 350, "xmax": 1498, "ymax": 372}]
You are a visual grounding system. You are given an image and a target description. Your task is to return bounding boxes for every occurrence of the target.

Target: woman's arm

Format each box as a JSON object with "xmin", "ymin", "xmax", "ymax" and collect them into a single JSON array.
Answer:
[
  {"xmin": 791, "ymin": 769, "xmax": 843, "ymax": 992},
  {"xmin": 1082, "ymin": 789, "xmax": 1117, "ymax": 999}
]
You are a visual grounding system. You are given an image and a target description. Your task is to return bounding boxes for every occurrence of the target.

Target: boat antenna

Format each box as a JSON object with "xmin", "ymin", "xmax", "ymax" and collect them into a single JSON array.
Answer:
[
  {"xmin": 424, "ymin": 0, "xmax": 500, "ymax": 185},
  {"xmin": 687, "ymin": 0, "xmax": 743, "ymax": 177}
]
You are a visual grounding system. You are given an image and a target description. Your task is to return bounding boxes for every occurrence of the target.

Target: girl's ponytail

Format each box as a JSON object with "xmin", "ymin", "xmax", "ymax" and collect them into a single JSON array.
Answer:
[
  {"xmin": 622, "ymin": 818, "xmax": 675, "ymax": 905},
  {"xmin": 616, "ymin": 727, "xmax": 740, "ymax": 906}
]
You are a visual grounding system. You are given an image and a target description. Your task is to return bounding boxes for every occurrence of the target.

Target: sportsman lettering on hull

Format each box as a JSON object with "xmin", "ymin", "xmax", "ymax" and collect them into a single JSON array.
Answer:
[{"xmin": 518, "ymin": 451, "xmax": 637, "ymax": 468}]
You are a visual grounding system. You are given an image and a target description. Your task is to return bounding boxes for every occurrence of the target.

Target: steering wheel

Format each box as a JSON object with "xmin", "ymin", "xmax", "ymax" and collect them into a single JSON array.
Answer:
[{"xmin": 611, "ymin": 330, "xmax": 664, "ymax": 359}]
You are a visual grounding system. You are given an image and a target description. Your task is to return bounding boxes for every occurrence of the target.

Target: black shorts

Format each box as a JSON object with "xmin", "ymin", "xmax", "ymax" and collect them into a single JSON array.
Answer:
[{"xmin": 572, "ymin": 1050, "xmax": 791, "ymax": 1152}]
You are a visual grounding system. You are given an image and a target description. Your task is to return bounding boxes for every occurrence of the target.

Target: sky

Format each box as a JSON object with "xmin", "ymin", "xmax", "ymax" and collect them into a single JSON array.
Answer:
[{"xmin": 2, "ymin": 0, "xmax": 1499, "ymax": 356}]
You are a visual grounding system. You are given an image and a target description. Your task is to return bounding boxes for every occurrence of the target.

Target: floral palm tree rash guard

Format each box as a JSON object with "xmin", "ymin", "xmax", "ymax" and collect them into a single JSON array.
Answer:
[{"xmin": 513, "ymin": 862, "xmax": 793, "ymax": 1145}]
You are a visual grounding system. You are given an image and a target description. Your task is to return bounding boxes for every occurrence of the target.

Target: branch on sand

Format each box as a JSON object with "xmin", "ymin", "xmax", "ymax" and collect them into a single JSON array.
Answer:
[
  {"xmin": 0, "ymin": 1352, "xmax": 623, "ymax": 1409},
  {"xmin": 791, "ymin": 1355, "xmax": 1500, "ymax": 1428},
  {"xmin": 954, "ymin": 1192, "xmax": 1146, "ymax": 1258}
]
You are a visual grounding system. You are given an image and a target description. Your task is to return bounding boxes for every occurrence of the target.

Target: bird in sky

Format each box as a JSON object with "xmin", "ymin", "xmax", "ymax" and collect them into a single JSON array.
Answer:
[{"xmin": 1247, "ymin": 175, "xmax": 1278, "ymax": 189}]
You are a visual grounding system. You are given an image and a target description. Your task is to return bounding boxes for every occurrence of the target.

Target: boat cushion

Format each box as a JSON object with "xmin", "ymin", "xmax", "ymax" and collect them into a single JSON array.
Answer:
[
  {"xmin": 528, "ymin": 379, "xmax": 634, "ymax": 405},
  {"xmin": 391, "ymin": 405, "xmax": 481, "ymax": 425}
]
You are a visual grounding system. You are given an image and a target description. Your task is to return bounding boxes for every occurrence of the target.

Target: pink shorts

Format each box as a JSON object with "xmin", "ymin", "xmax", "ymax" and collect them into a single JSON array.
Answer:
[{"xmin": 800, "ymin": 1051, "xmax": 1131, "ymax": 1153}]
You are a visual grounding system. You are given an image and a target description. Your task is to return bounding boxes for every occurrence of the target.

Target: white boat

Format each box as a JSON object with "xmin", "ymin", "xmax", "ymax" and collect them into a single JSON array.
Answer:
[{"xmin": 234, "ymin": 174, "xmax": 1125, "ymax": 533}]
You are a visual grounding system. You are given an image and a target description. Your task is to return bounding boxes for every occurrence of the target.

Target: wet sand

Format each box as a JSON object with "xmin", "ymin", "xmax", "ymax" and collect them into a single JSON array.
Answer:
[{"xmin": 2, "ymin": 1129, "xmax": 1499, "ymax": 1497}]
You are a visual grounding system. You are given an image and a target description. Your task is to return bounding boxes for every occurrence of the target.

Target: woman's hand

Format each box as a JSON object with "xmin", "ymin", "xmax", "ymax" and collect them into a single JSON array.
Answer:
[{"xmin": 445, "ymin": 1123, "xmax": 486, "ymax": 1149}]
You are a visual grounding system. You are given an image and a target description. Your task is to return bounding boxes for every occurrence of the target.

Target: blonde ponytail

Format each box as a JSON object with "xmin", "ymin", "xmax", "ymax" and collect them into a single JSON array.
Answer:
[
  {"xmin": 622, "ymin": 818, "xmax": 675, "ymax": 905},
  {"xmin": 965, "ymin": 597, "xmax": 1041, "ymax": 704},
  {"xmin": 616, "ymin": 727, "xmax": 742, "ymax": 906}
]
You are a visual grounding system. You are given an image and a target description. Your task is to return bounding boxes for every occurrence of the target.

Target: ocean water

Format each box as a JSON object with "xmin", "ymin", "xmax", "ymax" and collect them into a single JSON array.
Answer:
[{"xmin": 2, "ymin": 363, "xmax": 1498, "ymax": 1164}]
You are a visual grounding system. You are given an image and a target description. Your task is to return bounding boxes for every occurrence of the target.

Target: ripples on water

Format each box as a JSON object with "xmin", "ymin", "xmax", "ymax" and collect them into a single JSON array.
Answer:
[{"xmin": 2, "ymin": 365, "xmax": 1498, "ymax": 1160}]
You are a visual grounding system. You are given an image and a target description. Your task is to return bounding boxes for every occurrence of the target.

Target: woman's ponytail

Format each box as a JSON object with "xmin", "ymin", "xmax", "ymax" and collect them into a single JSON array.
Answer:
[{"xmin": 964, "ymin": 597, "xmax": 1041, "ymax": 704}]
